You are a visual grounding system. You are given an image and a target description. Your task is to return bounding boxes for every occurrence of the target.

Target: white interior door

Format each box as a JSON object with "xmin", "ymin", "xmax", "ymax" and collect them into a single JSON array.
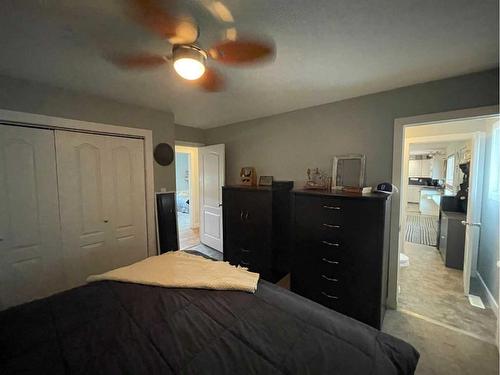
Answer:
[
  {"xmin": 0, "ymin": 125, "xmax": 65, "ymax": 309},
  {"xmin": 463, "ymin": 132, "xmax": 486, "ymax": 295},
  {"xmin": 199, "ymin": 144, "xmax": 225, "ymax": 251},
  {"xmin": 56, "ymin": 131, "xmax": 148, "ymax": 287}
]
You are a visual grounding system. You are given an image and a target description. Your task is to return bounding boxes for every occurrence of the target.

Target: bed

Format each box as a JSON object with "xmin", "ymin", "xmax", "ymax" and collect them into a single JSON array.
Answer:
[{"xmin": 0, "ymin": 275, "xmax": 418, "ymax": 374}]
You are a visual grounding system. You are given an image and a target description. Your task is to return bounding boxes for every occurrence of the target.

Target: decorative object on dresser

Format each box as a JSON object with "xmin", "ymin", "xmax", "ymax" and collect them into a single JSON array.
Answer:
[
  {"xmin": 304, "ymin": 168, "xmax": 330, "ymax": 189},
  {"xmin": 332, "ymin": 154, "xmax": 366, "ymax": 189},
  {"xmin": 156, "ymin": 192, "xmax": 179, "ymax": 253},
  {"xmin": 342, "ymin": 186, "xmax": 372, "ymax": 194},
  {"xmin": 240, "ymin": 167, "xmax": 257, "ymax": 186},
  {"xmin": 375, "ymin": 182, "xmax": 399, "ymax": 194},
  {"xmin": 290, "ymin": 189, "xmax": 391, "ymax": 329},
  {"xmin": 222, "ymin": 181, "xmax": 294, "ymax": 282},
  {"xmin": 258, "ymin": 175, "xmax": 273, "ymax": 186}
]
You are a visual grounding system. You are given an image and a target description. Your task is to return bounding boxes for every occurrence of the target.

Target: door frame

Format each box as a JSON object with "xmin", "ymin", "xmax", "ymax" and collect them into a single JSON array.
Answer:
[
  {"xmin": 175, "ymin": 145, "xmax": 200, "ymax": 229},
  {"xmin": 401, "ymin": 132, "xmax": 485, "ymax": 293},
  {"xmin": 0, "ymin": 109, "xmax": 157, "ymax": 257},
  {"xmin": 388, "ymin": 105, "xmax": 499, "ymax": 309}
]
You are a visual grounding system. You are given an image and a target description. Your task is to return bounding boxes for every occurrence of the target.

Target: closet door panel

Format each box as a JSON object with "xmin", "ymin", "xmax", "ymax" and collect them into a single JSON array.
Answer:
[
  {"xmin": 0, "ymin": 125, "xmax": 64, "ymax": 309},
  {"xmin": 56, "ymin": 131, "xmax": 113, "ymax": 287},
  {"xmin": 108, "ymin": 137, "xmax": 148, "ymax": 268},
  {"xmin": 56, "ymin": 131, "xmax": 148, "ymax": 286}
]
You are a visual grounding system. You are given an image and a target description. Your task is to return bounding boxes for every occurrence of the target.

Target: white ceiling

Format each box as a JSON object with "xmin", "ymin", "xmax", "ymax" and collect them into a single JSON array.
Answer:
[{"xmin": 0, "ymin": 0, "xmax": 498, "ymax": 128}]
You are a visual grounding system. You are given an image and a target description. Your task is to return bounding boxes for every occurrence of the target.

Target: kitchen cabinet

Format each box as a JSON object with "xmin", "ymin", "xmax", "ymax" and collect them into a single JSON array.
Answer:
[
  {"xmin": 408, "ymin": 158, "xmax": 432, "ymax": 178},
  {"xmin": 421, "ymin": 159, "xmax": 432, "ymax": 177},
  {"xmin": 431, "ymin": 156, "xmax": 445, "ymax": 179},
  {"xmin": 407, "ymin": 185, "xmax": 422, "ymax": 203},
  {"xmin": 409, "ymin": 160, "xmax": 421, "ymax": 177}
]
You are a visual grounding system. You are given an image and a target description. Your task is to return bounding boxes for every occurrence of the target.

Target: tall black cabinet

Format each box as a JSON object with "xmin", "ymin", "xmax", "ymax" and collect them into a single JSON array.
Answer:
[
  {"xmin": 222, "ymin": 184, "xmax": 293, "ymax": 282},
  {"xmin": 290, "ymin": 190, "xmax": 391, "ymax": 329}
]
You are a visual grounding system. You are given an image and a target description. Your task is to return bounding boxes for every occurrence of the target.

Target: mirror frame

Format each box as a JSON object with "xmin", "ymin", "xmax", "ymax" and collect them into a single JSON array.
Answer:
[{"xmin": 332, "ymin": 154, "xmax": 366, "ymax": 190}]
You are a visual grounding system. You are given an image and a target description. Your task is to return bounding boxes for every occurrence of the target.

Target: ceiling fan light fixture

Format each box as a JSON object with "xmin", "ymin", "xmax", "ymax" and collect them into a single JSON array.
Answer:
[{"xmin": 173, "ymin": 45, "xmax": 207, "ymax": 80}]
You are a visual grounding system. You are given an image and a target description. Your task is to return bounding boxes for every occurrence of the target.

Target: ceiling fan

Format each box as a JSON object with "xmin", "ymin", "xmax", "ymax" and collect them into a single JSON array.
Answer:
[{"xmin": 111, "ymin": 0, "xmax": 276, "ymax": 92}]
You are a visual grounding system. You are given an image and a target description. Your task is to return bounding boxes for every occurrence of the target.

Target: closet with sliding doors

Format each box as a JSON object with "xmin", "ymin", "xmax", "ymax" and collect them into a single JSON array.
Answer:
[{"xmin": 0, "ymin": 124, "xmax": 149, "ymax": 310}]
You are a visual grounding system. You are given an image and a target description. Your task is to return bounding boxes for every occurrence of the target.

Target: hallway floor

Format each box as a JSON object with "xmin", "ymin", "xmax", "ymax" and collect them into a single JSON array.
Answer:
[
  {"xmin": 383, "ymin": 309, "xmax": 499, "ymax": 375},
  {"xmin": 399, "ymin": 241, "xmax": 497, "ymax": 344}
]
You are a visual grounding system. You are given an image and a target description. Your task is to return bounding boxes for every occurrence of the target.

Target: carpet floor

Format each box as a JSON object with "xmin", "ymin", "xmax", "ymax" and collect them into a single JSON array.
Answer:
[
  {"xmin": 399, "ymin": 242, "xmax": 497, "ymax": 343},
  {"xmin": 383, "ymin": 309, "xmax": 498, "ymax": 375}
]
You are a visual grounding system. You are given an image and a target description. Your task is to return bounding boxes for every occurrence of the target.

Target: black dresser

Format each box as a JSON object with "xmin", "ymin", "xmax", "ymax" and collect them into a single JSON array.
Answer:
[
  {"xmin": 222, "ymin": 183, "xmax": 293, "ymax": 282},
  {"xmin": 290, "ymin": 190, "xmax": 391, "ymax": 329}
]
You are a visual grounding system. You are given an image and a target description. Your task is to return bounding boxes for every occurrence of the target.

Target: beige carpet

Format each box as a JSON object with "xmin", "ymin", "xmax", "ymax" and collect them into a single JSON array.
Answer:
[
  {"xmin": 383, "ymin": 309, "xmax": 499, "ymax": 375},
  {"xmin": 399, "ymin": 241, "xmax": 497, "ymax": 343}
]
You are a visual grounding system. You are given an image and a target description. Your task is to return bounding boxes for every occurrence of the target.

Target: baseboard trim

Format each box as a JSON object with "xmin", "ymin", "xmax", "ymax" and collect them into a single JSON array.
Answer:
[{"xmin": 476, "ymin": 271, "xmax": 499, "ymax": 318}]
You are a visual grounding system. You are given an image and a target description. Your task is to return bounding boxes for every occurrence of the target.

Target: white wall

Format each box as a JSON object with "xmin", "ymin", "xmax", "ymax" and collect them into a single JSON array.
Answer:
[{"xmin": 175, "ymin": 153, "xmax": 190, "ymax": 192}]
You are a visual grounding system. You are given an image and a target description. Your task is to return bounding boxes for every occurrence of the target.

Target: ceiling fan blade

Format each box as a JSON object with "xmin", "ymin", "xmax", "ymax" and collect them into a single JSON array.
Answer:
[
  {"xmin": 127, "ymin": 0, "xmax": 199, "ymax": 44},
  {"xmin": 110, "ymin": 53, "xmax": 167, "ymax": 69},
  {"xmin": 190, "ymin": 67, "xmax": 225, "ymax": 92},
  {"xmin": 208, "ymin": 38, "xmax": 275, "ymax": 65}
]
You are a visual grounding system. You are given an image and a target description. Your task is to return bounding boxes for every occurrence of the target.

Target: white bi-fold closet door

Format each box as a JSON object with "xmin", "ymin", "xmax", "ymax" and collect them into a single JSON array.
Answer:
[
  {"xmin": 56, "ymin": 131, "xmax": 148, "ymax": 288},
  {"xmin": 0, "ymin": 125, "xmax": 149, "ymax": 309},
  {"xmin": 0, "ymin": 125, "xmax": 65, "ymax": 310}
]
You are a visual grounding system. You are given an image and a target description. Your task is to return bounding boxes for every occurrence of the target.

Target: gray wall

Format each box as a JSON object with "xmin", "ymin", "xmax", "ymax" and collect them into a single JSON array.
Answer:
[
  {"xmin": 175, "ymin": 124, "xmax": 205, "ymax": 144},
  {"xmin": 478, "ymin": 120, "xmax": 499, "ymax": 303},
  {"xmin": 0, "ymin": 74, "xmax": 176, "ymax": 191},
  {"xmin": 205, "ymin": 69, "xmax": 499, "ymax": 187}
]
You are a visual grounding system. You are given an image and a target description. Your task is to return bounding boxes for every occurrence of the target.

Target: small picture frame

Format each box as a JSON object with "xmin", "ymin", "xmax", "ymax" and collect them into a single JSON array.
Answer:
[{"xmin": 259, "ymin": 176, "xmax": 273, "ymax": 186}]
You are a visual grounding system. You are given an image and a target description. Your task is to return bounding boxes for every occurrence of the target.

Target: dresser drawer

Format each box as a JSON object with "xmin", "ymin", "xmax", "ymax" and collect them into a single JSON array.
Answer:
[{"xmin": 294, "ymin": 195, "xmax": 346, "ymax": 228}]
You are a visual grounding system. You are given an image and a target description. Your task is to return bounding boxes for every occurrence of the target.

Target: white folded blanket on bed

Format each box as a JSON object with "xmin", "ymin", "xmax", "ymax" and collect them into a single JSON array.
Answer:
[{"xmin": 87, "ymin": 251, "xmax": 260, "ymax": 293}]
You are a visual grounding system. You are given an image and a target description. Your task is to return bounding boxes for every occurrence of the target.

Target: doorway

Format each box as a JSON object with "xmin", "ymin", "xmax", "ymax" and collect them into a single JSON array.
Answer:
[
  {"xmin": 175, "ymin": 145, "xmax": 200, "ymax": 250},
  {"xmin": 396, "ymin": 114, "xmax": 499, "ymax": 345}
]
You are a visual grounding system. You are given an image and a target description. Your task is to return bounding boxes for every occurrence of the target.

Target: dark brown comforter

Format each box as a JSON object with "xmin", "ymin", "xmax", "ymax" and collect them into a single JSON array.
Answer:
[{"xmin": 0, "ymin": 280, "xmax": 418, "ymax": 374}]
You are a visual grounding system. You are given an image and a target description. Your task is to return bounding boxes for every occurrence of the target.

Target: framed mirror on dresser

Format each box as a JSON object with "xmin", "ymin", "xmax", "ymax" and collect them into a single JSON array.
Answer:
[{"xmin": 332, "ymin": 154, "xmax": 366, "ymax": 189}]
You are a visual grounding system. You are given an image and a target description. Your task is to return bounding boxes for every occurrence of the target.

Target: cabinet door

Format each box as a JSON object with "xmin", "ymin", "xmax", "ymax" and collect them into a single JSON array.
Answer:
[
  {"xmin": 0, "ymin": 125, "xmax": 65, "ymax": 309},
  {"xmin": 407, "ymin": 186, "xmax": 421, "ymax": 203},
  {"xmin": 421, "ymin": 159, "xmax": 432, "ymax": 177},
  {"xmin": 223, "ymin": 189, "xmax": 271, "ymax": 271},
  {"xmin": 408, "ymin": 160, "xmax": 420, "ymax": 177},
  {"xmin": 56, "ymin": 131, "xmax": 148, "ymax": 287}
]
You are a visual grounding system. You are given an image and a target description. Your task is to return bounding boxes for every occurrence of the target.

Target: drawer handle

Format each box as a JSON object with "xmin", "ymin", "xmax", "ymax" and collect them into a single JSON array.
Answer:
[
  {"xmin": 240, "ymin": 261, "xmax": 250, "ymax": 266},
  {"xmin": 322, "ymin": 258, "xmax": 339, "ymax": 265},
  {"xmin": 322, "ymin": 240, "xmax": 340, "ymax": 247},
  {"xmin": 241, "ymin": 248, "xmax": 251, "ymax": 253},
  {"xmin": 323, "ymin": 205, "xmax": 341, "ymax": 210},
  {"xmin": 321, "ymin": 291, "xmax": 339, "ymax": 300},
  {"xmin": 323, "ymin": 223, "xmax": 341, "ymax": 229},
  {"xmin": 321, "ymin": 275, "xmax": 338, "ymax": 282}
]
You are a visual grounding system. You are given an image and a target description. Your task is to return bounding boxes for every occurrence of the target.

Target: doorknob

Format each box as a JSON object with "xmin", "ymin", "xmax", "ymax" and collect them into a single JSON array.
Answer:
[
  {"xmin": 218, "ymin": 203, "xmax": 222, "ymax": 207},
  {"xmin": 461, "ymin": 220, "xmax": 481, "ymax": 227}
]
